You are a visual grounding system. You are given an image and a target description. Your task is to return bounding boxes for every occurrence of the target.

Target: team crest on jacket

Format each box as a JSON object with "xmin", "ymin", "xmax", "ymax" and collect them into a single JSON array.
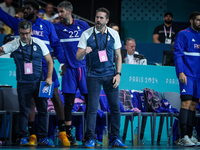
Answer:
[
  {"xmin": 40, "ymin": 25, "xmax": 43, "ymax": 30},
  {"xmin": 33, "ymin": 45, "xmax": 37, "ymax": 51},
  {"xmin": 108, "ymin": 35, "xmax": 110, "ymax": 41}
]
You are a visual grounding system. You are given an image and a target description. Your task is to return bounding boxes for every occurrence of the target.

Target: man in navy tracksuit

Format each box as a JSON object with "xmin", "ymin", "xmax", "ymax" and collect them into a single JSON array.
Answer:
[
  {"xmin": 0, "ymin": 0, "xmax": 70, "ymax": 146},
  {"xmin": 0, "ymin": 21, "xmax": 54, "ymax": 146},
  {"xmin": 173, "ymin": 12, "xmax": 200, "ymax": 147}
]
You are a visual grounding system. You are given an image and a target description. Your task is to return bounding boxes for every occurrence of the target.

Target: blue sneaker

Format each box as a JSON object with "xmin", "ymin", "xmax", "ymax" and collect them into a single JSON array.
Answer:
[
  {"xmin": 85, "ymin": 139, "xmax": 95, "ymax": 148},
  {"xmin": 112, "ymin": 138, "xmax": 127, "ymax": 148},
  {"xmin": 38, "ymin": 138, "xmax": 55, "ymax": 147},
  {"xmin": 20, "ymin": 137, "xmax": 29, "ymax": 146}
]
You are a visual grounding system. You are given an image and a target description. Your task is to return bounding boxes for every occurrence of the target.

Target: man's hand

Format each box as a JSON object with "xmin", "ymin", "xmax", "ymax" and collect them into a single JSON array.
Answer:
[
  {"xmin": 45, "ymin": 77, "xmax": 52, "ymax": 85},
  {"xmin": 14, "ymin": 14, "xmax": 20, "ymax": 18},
  {"xmin": 113, "ymin": 74, "xmax": 120, "ymax": 88},
  {"xmin": 0, "ymin": 47, "xmax": 4, "ymax": 52},
  {"xmin": 85, "ymin": 47, "xmax": 92, "ymax": 54},
  {"xmin": 179, "ymin": 72, "xmax": 187, "ymax": 85},
  {"xmin": 59, "ymin": 64, "xmax": 66, "ymax": 76},
  {"xmin": 0, "ymin": 47, "xmax": 5, "ymax": 56}
]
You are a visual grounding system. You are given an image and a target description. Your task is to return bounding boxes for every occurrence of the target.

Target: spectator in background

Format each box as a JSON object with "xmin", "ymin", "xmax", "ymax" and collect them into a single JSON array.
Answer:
[
  {"xmin": 44, "ymin": 2, "xmax": 54, "ymax": 22},
  {"xmin": 37, "ymin": 9, "xmax": 45, "ymax": 19},
  {"xmin": 0, "ymin": 0, "xmax": 15, "ymax": 34},
  {"xmin": 0, "ymin": 0, "xmax": 15, "ymax": 16},
  {"xmin": 153, "ymin": 12, "xmax": 179, "ymax": 44},
  {"xmin": 109, "ymin": 23, "xmax": 125, "ymax": 49},
  {"xmin": 122, "ymin": 38, "xmax": 147, "ymax": 65},
  {"xmin": 16, "ymin": 7, "xmax": 24, "ymax": 19},
  {"xmin": 52, "ymin": 13, "xmax": 60, "ymax": 23}
]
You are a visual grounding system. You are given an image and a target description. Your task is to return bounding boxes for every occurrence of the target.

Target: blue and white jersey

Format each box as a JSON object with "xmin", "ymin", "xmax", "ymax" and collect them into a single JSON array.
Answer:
[
  {"xmin": 173, "ymin": 26, "xmax": 200, "ymax": 79},
  {"xmin": 0, "ymin": 7, "xmax": 66, "ymax": 66},
  {"xmin": 3, "ymin": 37, "xmax": 49, "ymax": 83},
  {"xmin": 54, "ymin": 19, "xmax": 89, "ymax": 68},
  {"xmin": 78, "ymin": 26, "xmax": 121, "ymax": 77}
]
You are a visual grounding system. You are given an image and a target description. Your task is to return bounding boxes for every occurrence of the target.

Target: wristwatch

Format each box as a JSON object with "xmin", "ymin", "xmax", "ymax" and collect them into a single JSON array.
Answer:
[{"xmin": 116, "ymin": 72, "xmax": 121, "ymax": 76}]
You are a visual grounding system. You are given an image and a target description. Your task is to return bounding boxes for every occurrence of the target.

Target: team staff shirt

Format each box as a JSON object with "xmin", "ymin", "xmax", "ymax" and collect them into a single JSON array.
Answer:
[
  {"xmin": 173, "ymin": 26, "xmax": 200, "ymax": 79},
  {"xmin": 54, "ymin": 19, "xmax": 90, "ymax": 68},
  {"xmin": 153, "ymin": 24, "xmax": 179, "ymax": 43},
  {"xmin": 78, "ymin": 26, "xmax": 121, "ymax": 77},
  {"xmin": 3, "ymin": 37, "xmax": 49, "ymax": 83},
  {"xmin": 0, "ymin": 7, "xmax": 66, "ymax": 66}
]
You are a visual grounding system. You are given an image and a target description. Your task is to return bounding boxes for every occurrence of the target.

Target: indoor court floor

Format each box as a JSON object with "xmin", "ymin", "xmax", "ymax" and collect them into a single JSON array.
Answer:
[{"xmin": 0, "ymin": 142, "xmax": 199, "ymax": 150}]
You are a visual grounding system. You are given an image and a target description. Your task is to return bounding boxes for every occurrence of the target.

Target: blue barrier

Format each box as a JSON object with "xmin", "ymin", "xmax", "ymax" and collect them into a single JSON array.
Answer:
[
  {"xmin": 135, "ymin": 42, "xmax": 172, "ymax": 65},
  {"xmin": 0, "ymin": 58, "xmax": 179, "ymax": 142},
  {"xmin": 0, "ymin": 58, "xmax": 179, "ymax": 93}
]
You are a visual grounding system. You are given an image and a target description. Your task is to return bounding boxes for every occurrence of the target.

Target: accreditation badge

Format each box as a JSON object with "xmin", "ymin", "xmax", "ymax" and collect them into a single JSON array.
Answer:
[
  {"xmin": 24, "ymin": 62, "xmax": 33, "ymax": 74},
  {"xmin": 98, "ymin": 50, "xmax": 108, "ymax": 62},
  {"xmin": 165, "ymin": 38, "xmax": 172, "ymax": 44}
]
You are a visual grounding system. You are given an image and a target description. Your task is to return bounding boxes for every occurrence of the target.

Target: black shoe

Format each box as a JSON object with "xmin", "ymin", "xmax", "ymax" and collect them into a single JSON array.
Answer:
[
  {"xmin": 67, "ymin": 134, "xmax": 78, "ymax": 146},
  {"xmin": 82, "ymin": 138, "xmax": 86, "ymax": 146},
  {"xmin": 95, "ymin": 140, "xmax": 100, "ymax": 147}
]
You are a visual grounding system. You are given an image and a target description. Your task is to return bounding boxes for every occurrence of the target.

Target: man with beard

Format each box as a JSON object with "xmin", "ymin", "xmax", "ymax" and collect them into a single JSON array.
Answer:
[
  {"xmin": 0, "ymin": 0, "xmax": 70, "ymax": 147},
  {"xmin": 0, "ymin": 20, "xmax": 54, "ymax": 147},
  {"xmin": 153, "ymin": 12, "xmax": 179, "ymax": 44},
  {"xmin": 173, "ymin": 11, "xmax": 200, "ymax": 147},
  {"xmin": 76, "ymin": 7, "xmax": 127, "ymax": 148},
  {"xmin": 54, "ymin": 1, "xmax": 90, "ymax": 146}
]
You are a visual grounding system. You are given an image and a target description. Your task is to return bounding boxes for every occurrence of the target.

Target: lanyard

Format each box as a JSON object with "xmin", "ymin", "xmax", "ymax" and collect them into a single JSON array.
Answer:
[
  {"xmin": 163, "ymin": 26, "xmax": 172, "ymax": 38},
  {"xmin": 19, "ymin": 39, "xmax": 33, "ymax": 62},
  {"xmin": 126, "ymin": 54, "xmax": 135, "ymax": 64},
  {"xmin": 93, "ymin": 27, "xmax": 108, "ymax": 51}
]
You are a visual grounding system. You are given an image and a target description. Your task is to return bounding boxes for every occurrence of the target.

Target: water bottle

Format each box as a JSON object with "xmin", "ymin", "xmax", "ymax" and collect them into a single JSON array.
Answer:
[
  {"xmin": 134, "ymin": 127, "xmax": 138, "ymax": 145},
  {"xmin": 71, "ymin": 126, "xmax": 76, "ymax": 140},
  {"xmin": 139, "ymin": 139, "xmax": 145, "ymax": 145},
  {"xmin": 54, "ymin": 126, "xmax": 60, "ymax": 146},
  {"xmin": 102, "ymin": 126, "xmax": 108, "ymax": 146},
  {"xmin": 167, "ymin": 127, "xmax": 173, "ymax": 146},
  {"xmin": 193, "ymin": 127, "xmax": 197, "ymax": 138}
]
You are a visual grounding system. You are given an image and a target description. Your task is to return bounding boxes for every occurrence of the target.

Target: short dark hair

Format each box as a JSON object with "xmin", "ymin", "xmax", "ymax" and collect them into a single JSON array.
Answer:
[
  {"xmin": 57, "ymin": 1, "xmax": 73, "ymax": 12},
  {"xmin": 18, "ymin": 20, "xmax": 32, "ymax": 30},
  {"xmin": 24, "ymin": 0, "xmax": 39, "ymax": 12},
  {"xmin": 109, "ymin": 23, "xmax": 118, "ymax": 28},
  {"xmin": 164, "ymin": 12, "xmax": 173, "ymax": 18},
  {"xmin": 96, "ymin": 7, "xmax": 110, "ymax": 19},
  {"xmin": 124, "ymin": 38, "xmax": 135, "ymax": 45},
  {"xmin": 3, "ymin": 34, "xmax": 15, "ymax": 44},
  {"xmin": 189, "ymin": 11, "xmax": 200, "ymax": 20},
  {"xmin": 46, "ymin": 2, "xmax": 54, "ymax": 7}
]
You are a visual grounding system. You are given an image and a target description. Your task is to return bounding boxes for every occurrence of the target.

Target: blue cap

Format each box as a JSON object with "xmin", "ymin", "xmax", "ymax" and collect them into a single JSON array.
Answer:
[{"xmin": 38, "ymin": 9, "xmax": 45, "ymax": 14}]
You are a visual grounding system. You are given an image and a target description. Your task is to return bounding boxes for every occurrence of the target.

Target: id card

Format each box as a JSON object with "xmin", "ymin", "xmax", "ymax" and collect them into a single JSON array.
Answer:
[
  {"xmin": 24, "ymin": 63, "xmax": 33, "ymax": 74},
  {"xmin": 98, "ymin": 50, "xmax": 108, "ymax": 62},
  {"xmin": 165, "ymin": 38, "xmax": 172, "ymax": 44}
]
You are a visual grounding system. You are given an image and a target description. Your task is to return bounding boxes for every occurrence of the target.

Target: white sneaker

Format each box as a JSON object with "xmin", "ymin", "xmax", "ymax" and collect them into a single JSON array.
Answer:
[
  {"xmin": 179, "ymin": 135, "xmax": 195, "ymax": 147},
  {"xmin": 190, "ymin": 136, "xmax": 200, "ymax": 146}
]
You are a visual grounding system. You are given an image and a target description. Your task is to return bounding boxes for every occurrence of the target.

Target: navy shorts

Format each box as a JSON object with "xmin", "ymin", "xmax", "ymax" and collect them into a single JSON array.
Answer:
[
  {"xmin": 43, "ymin": 67, "xmax": 60, "ymax": 88},
  {"xmin": 179, "ymin": 76, "xmax": 200, "ymax": 98},
  {"xmin": 62, "ymin": 67, "xmax": 87, "ymax": 94}
]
